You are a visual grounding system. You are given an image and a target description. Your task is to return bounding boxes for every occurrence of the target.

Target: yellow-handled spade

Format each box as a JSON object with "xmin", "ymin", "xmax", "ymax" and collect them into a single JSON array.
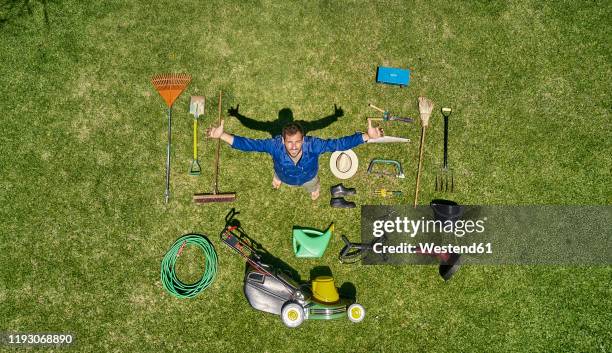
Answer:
[{"xmin": 189, "ymin": 96, "xmax": 205, "ymax": 176}]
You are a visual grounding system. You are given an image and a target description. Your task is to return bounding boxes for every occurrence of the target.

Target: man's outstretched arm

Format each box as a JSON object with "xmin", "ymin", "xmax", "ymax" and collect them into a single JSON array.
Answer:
[
  {"xmin": 313, "ymin": 118, "xmax": 384, "ymax": 153},
  {"xmin": 208, "ymin": 119, "xmax": 274, "ymax": 153}
]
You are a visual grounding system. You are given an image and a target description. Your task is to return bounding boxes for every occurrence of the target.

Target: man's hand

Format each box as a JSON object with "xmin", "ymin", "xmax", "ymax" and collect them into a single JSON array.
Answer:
[
  {"xmin": 365, "ymin": 118, "xmax": 384, "ymax": 141},
  {"xmin": 207, "ymin": 119, "xmax": 234, "ymax": 145},
  {"xmin": 208, "ymin": 119, "xmax": 225, "ymax": 138}
]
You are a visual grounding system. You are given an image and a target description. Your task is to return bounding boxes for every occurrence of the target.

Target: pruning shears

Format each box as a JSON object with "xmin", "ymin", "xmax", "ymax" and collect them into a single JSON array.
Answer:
[{"xmin": 368, "ymin": 103, "xmax": 414, "ymax": 123}]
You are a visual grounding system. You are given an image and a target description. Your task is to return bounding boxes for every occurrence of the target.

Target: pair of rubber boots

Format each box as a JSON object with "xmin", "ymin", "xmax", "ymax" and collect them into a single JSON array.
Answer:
[{"xmin": 330, "ymin": 184, "xmax": 356, "ymax": 208}]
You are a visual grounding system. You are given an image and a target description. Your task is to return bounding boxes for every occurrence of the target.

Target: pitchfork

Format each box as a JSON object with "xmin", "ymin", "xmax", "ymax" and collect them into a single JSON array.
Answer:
[{"xmin": 435, "ymin": 107, "xmax": 454, "ymax": 192}]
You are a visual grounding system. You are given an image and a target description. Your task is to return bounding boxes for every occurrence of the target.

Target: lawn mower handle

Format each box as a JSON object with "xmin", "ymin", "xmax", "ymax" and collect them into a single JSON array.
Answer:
[{"xmin": 225, "ymin": 208, "xmax": 240, "ymax": 225}]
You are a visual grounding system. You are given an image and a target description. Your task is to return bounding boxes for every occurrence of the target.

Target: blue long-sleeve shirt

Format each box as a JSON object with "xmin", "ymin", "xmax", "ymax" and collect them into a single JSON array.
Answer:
[{"xmin": 231, "ymin": 132, "xmax": 365, "ymax": 186}]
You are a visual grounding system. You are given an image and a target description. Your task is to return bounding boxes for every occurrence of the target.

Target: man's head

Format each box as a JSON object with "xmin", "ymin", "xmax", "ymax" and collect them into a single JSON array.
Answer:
[{"xmin": 282, "ymin": 122, "xmax": 304, "ymax": 158}]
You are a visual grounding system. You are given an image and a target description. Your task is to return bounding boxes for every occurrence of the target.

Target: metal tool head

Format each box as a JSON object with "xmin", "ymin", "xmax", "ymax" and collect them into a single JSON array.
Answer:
[
  {"xmin": 366, "ymin": 136, "xmax": 411, "ymax": 143},
  {"xmin": 388, "ymin": 116, "xmax": 414, "ymax": 123},
  {"xmin": 367, "ymin": 159, "xmax": 405, "ymax": 178},
  {"xmin": 151, "ymin": 73, "xmax": 192, "ymax": 108},
  {"xmin": 189, "ymin": 96, "xmax": 205, "ymax": 118},
  {"xmin": 435, "ymin": 168, "xmax": 454, "ymax": 192}
]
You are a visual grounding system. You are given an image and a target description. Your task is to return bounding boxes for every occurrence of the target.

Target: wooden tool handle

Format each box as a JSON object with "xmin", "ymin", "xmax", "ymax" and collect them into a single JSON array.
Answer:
[
  {"xmin": 414, "ymin": 127, "xmax": 426, "ymax": 208},
  {"xmin": 213, "ymin": 91, "xmax": 222, "ymax": 194},
  {"xmin": 368, "ymin": 103, "xmax": 385, "ymax": 113}
]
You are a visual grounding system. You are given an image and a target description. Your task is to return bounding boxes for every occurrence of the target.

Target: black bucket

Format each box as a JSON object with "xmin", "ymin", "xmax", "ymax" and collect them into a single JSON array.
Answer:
[{"xmin": 430, "ymin": 199, "xmax": 464, "ymax": 222}]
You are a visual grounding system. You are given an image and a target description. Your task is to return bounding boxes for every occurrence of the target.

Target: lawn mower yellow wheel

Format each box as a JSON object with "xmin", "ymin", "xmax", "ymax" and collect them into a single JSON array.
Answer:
[
  {"xmin": 281, "ymin": 303, "xmax": 304, "ymax": 328},
  {"xmin": 348, "ymin": 303, "xmax": 365, "ymax": 323}
]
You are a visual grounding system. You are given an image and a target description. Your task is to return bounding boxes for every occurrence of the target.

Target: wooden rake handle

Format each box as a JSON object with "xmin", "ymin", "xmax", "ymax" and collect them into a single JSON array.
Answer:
[
  {"xmin": 213, "ymin": 91, "xmax": 222, "ymax": 194},
  {"xmin": 414, "ymin": 127, "xmax": 427, "ymax": 208}
]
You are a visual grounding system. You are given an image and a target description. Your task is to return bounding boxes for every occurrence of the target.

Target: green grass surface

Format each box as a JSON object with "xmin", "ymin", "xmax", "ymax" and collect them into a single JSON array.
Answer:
[{"xmin": 1, "ymin": 0, "xmax": 610, "ymax": 352}]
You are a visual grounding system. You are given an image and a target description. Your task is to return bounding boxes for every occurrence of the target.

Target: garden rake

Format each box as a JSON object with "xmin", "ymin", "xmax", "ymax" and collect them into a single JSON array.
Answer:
[
  {"xmin": 414, "ymin": 96, "xmax": 434, "ymax": 208},
  {"xmin": 151, "ymin": 73, "xmax": 191, "ymax": 204},
  {"xmin": 193, "ymin": 91, "xmax": 236, "ymax": 204},
  {"xmin": 435, "ymin": 107, "xmax": 454, "ymax": 192},
  {"xmin": 189, "ymin": 96, "xmax": 205, "ymax": 176}
]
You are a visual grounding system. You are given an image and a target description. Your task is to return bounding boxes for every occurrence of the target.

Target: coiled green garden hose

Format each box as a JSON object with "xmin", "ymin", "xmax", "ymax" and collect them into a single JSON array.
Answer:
[{"xmin": 161, "ymin": 234, "xmax": 217, "ymax": 299}]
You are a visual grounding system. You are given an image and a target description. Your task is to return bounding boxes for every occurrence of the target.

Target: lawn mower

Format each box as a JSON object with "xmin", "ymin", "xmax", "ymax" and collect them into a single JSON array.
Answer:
[{"xmin": 219, "ymin": 210, "xmax": 365, "ymax": 328}]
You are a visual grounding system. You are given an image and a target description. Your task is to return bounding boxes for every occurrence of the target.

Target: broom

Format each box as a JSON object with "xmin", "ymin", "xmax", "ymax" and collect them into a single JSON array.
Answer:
[
  {"xmin": 151, "ymin": 73, "xmax": 191, "ymax": 204},
  {"xmin": 193, "ymin": 91, "xmax": 236, "ymax": 203},
  {"xmin": 414, "ymin": 96, "xmax": 434, "ymax": 208}
]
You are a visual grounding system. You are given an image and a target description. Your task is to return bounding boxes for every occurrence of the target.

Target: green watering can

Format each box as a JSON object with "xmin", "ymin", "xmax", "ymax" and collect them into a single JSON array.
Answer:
[{"xmin": 292, "ymin": 224, "xmax": 334, "ymax": 258}]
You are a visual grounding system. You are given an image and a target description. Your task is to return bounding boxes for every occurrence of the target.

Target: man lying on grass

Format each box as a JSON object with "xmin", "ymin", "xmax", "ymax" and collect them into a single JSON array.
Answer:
[{"xmin": 207, "ymin": 119, "xmax": 383, "ymax": 200}]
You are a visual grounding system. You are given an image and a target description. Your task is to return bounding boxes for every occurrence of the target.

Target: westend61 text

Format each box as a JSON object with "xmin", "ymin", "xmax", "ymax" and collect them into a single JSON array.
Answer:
[{"xmin": 373, "ymin": 242, "xmax": 493, "ymax": 254}]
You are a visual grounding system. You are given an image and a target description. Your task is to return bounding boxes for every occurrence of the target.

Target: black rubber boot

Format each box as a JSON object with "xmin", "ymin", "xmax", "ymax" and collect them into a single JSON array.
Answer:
[
  {"xmin": 439, "ymin": 253, "xmax": 461, "ymax": 281},
  {"xmin": 330, "ymin": 197, "xmax": 356, "ymax": 208},
  {"xmin": 430, "ymin": 200, "xmax": 463, "ymax": 281},
  {"xmin": 330, "ymin": 184, "xmax": 357, "ymax": 198},
  {"xmin": 430, "ymin": 199, "xmax": 464, "ymax": 222}
]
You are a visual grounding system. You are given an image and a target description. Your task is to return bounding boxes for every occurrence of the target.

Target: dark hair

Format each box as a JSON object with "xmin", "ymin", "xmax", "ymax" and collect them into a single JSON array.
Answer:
[{"xmin": 282, "ymin": 122, "xmax": 304, "ymax": 138}]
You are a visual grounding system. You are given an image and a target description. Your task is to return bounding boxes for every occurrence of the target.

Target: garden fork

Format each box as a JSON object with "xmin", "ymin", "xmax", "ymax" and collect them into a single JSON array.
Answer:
[{"xmin": 436, "ymin": 107, "xmax": 454, "ymax": 192}]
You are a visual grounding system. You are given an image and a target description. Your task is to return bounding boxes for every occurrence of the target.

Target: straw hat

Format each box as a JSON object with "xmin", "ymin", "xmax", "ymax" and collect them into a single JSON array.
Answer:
[{"xmin": 329, "ymin": 149, "xmax": 359, "ymax": 179}]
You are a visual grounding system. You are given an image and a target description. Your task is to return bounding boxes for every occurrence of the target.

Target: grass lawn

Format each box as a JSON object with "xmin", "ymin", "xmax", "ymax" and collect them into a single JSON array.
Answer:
[{"xmin": 0, "ymin": 0, "xmax": 610, "ymax": 352}]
